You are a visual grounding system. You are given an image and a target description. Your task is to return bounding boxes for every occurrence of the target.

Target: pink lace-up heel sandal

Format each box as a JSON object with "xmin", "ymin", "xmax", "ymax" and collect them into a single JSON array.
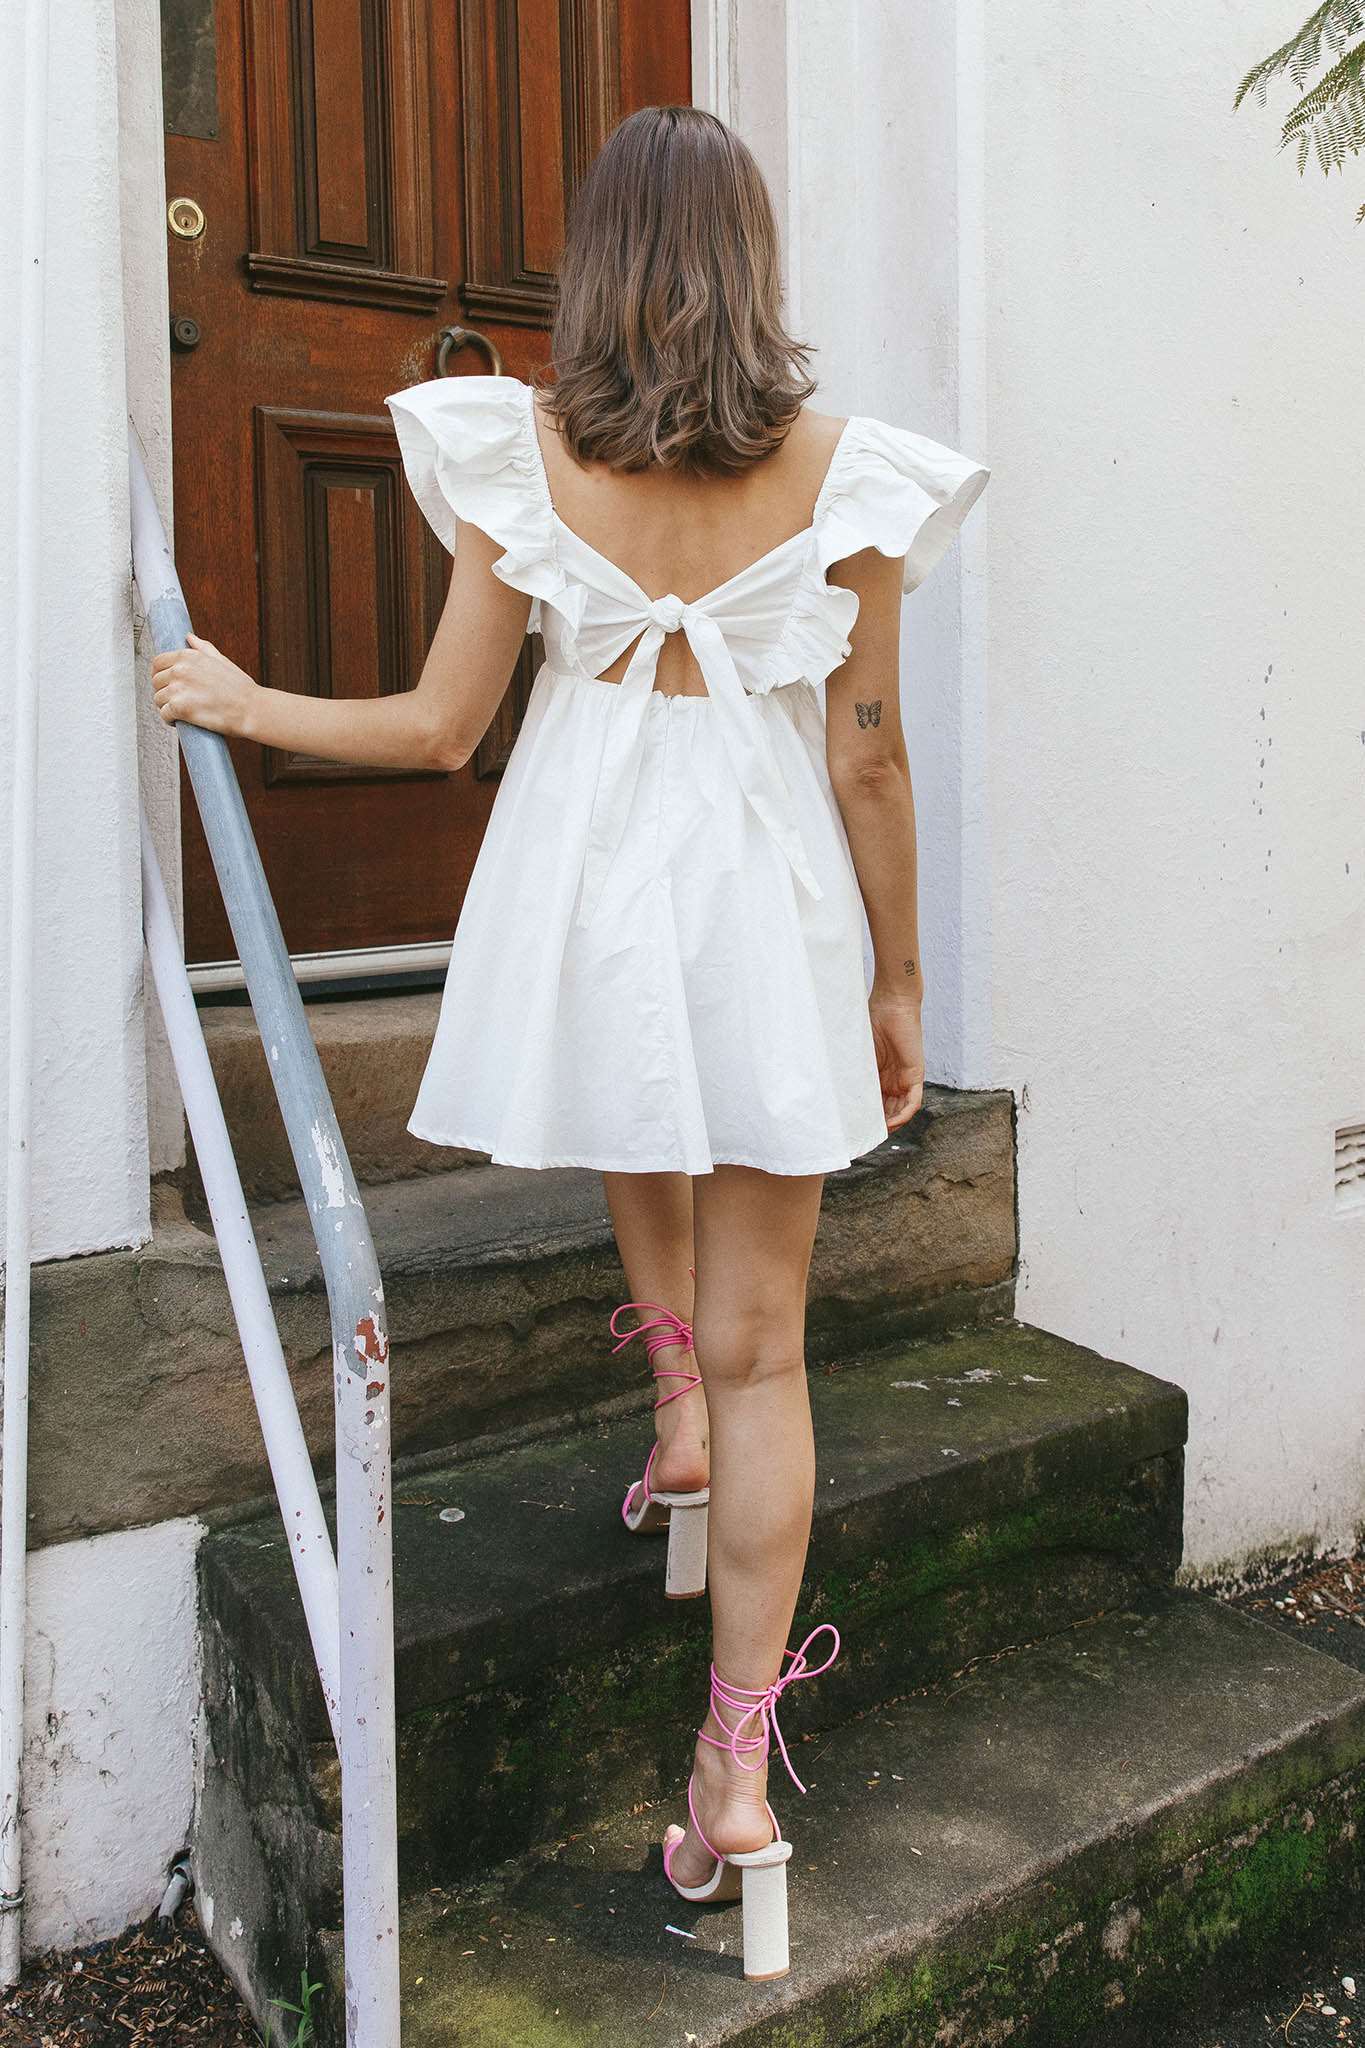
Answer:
[
  {"xmin": 613, "ymin": 1300, "xmax": 710, "ymax": 1599},
  {"xmin": 662, "ymin": 1624, "xmax": 841, "ymax": 1981}
]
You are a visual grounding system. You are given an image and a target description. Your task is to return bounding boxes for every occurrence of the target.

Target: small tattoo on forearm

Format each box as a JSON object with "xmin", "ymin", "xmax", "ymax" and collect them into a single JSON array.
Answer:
[
  {"xmin": 903, "ymin": 958, "xmax": 917, "ymax": 977},
  {"xmin": 855, "ymin": 699, "xmax": 882, "ymax": 728}
]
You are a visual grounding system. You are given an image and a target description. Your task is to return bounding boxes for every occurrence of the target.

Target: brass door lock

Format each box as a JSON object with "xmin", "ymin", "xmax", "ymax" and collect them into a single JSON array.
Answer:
[{"xmin": 167, "ymin": 197, "xmax": 206, "ymax": 240}]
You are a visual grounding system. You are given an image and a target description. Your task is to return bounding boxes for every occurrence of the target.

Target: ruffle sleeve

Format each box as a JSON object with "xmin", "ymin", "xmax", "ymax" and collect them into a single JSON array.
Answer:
[
  {"xmin": 814, "ymin": 414, "xmax": 990, "ymax": 595},
  {"xmin": 384, "ymin": 375, "xmax": 564, "ymax": 633}
]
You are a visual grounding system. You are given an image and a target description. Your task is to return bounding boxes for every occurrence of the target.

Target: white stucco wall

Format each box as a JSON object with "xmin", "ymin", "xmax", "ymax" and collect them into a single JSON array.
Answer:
[
  {"xmin": 725, "ymin": 0, "xmax": 1365, "ymax": 1578},
  {"xmin": 0, "ymin": 0, "xmax": 152, "ymax": 1263},
  {"xmin": 21, "ymin": 1520, "xmax": 201, "ymax": 1949},
  {"xmin": 978, "ymin": 3, "xmax": 1365, "ymax": 1575}
]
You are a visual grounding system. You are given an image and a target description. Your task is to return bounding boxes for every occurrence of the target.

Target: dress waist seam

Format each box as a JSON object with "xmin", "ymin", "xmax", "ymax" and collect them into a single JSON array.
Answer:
[{"xmin": 539, "ymin": 663, "xmax": 813, "ymax": 698}]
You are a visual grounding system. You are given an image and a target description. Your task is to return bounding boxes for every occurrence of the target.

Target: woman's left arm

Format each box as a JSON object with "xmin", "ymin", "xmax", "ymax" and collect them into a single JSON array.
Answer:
[{"xmin": 150, "ymin": 516, "xmax": 532, "ymax": 772}]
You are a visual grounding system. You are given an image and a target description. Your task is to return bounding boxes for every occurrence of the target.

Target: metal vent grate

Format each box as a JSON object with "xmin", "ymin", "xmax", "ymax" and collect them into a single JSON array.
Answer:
[{"xmin": 1335, "ymin": 1123, "xmax": 1365, "ymax": 1212}]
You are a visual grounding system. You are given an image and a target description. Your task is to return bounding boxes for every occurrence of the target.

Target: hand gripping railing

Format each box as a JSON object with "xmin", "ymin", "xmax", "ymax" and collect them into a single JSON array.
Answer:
[{"xmin": 128, "ymin": 434, "xmax": 399, "ymax": 2048}]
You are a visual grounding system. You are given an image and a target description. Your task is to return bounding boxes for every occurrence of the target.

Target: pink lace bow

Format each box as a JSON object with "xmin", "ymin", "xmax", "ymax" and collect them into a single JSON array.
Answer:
[
  {"xmin": 701, "ymin": 1623, "xmax": 842, "ymax": 1796},
  {"xmin": 609, "ymin": 1300, "xmax": 697, "ymax": 1405}
]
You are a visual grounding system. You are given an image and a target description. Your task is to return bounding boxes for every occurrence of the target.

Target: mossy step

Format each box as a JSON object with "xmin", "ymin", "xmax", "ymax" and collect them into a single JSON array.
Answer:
[
  {"xmin": 29, "ymin": 1089, "xmax": 1011, "ymax": 1552},
  {"xmin": 196, "ymin": 1319, "xmax": 1186, "ymax": 1989},
  {"xmin": 370, "ymin": 1589, "xmax": 1365, "ymax": 2048},
  {"xmin": 160, "ymin": 1087, "xmax": 1015, "ymax": 1491}
]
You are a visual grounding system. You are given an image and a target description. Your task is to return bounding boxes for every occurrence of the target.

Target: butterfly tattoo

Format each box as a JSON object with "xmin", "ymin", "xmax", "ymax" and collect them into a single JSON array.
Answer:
[{"xmin": 855, "ymin": 699, "xmax": 883, "ymax": 728}]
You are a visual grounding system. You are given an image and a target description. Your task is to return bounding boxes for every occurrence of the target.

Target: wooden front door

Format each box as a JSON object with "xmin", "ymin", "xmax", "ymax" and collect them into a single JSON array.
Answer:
[{"xmin": 163, "ymin": 0, "xmax": 690, "ymax": 971}]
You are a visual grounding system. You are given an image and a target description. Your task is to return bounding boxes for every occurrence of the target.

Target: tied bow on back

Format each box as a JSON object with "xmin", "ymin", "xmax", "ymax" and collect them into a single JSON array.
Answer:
[{"xmin": 575, "ymin": 594, "xmax": 824, "ymax": 928}]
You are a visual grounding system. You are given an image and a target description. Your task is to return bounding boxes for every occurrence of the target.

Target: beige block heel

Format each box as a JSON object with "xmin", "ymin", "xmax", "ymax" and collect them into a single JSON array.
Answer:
[
  {"xmin": 730, "ymin": 1839, "xmax": 794, "ymax": 1979},
  {"xmin": 662, "ymin": 1827, "xmax": 793, "ymax": 1980},
  {"xmin": 658, "ymin": 1493, "xmax": 709, "ymax": 1598}
]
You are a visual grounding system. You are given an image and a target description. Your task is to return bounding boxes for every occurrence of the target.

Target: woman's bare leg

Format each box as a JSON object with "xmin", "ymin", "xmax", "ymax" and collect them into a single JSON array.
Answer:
[
  {"xmin": 665, "ymin": 1165, "xmax": 825, "ymax": 1886},
  {"xmin": 602, "ymin": 1170, "xmax": 708, "ymax": 1494}
]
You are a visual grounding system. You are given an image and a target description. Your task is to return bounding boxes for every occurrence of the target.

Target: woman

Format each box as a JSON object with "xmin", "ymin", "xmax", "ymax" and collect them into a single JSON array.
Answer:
[{"xmin": 151, "ymin": 104, "xmax": 988, "ymax": 1980}]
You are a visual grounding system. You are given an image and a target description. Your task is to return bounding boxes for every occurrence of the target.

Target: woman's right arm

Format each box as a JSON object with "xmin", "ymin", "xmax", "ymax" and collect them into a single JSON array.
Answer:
[
  {"xmin": 824, "ymin": 547, "xmax": 926, "ymax": 1131},
  {"xmin": 150, "ymin": 515, "xmax": 530, "ymax": 771}
]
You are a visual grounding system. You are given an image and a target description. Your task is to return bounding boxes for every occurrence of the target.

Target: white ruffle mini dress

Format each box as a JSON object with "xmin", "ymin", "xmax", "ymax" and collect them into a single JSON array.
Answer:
[{"xmin": 385, "ymin": 374, "xmax": 988, "ymax": 1176}]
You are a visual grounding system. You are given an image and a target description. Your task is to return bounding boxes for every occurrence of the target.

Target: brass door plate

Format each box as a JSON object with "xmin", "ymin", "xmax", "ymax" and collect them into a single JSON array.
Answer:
[{"xmin": 168, "ymin": 196, "xmax": 206, "ymax": 240}]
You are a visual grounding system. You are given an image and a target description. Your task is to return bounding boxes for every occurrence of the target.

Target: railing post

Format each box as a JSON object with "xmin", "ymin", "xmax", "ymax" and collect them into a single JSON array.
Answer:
[
  {"xmin": 129, "ymin": 433, "xmax": 400, "ymax": 2046},
  {"xmin": 138, "ymin": 805, "xmax": 343, "ymax": 1738}
]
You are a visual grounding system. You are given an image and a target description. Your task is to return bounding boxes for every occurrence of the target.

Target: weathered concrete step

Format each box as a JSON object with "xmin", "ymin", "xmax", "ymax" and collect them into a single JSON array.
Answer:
[
  {"xmin": 33, "ymin": 1089, "xmax": 1012, "ymax": 1548},
  {"xmin": 195, "ymin": 1319, "xmax": 1186, "ymax": 1970},
  {"xmin": 129, "ymin": 1087, "xmax": 1011, "ymax": 1535},
  {"xmin": 182, "ymin": 990, "xmax": 481, "ymax": 1212},
  {"xmin": 370, "ymin": 1589, "xmax": 1365, "ymax": 2048}
]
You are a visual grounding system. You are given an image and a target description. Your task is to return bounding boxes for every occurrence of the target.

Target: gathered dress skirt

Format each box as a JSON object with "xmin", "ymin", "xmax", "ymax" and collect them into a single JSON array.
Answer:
[{"xmin": 406, "ymin": 663, "xmax": 891, "ymax": 1177}]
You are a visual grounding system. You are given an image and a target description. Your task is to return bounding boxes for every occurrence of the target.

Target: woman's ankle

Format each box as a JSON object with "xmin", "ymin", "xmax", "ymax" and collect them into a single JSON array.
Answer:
[
  {"xmin": 651, "ymin": 1425, "xmax": 709, "ymax": 1493},
  {"xmin": 688, "ymin": 1728, "xmax": 774, "ymax": 1854},
  {"xmin": 652, "ymin": 1387, "xmax": 709, "ymax": 1492}
]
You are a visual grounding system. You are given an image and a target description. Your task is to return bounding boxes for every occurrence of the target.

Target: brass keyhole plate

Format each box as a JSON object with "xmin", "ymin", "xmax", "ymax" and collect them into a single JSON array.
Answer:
[{"xmin": 168, "ymin": 197, "xmax": 206, "ymax": 240}]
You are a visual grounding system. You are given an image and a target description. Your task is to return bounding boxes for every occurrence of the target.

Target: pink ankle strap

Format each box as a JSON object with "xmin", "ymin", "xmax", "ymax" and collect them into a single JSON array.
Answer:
[
  {"xmin": 621, "ymin": 1439, "xmax": 673, "ymax": 1525},
  {"xmin": 614, "ymin": 1299, "xmax": 701, "ymax": 1522},
  {"xmin": 610, "ymin": 1300, "xmax": 700, "ymax": 1410},
  {"xmin": 698, "ymin": 1624, "xmax": 841, "ymax": 1797}
]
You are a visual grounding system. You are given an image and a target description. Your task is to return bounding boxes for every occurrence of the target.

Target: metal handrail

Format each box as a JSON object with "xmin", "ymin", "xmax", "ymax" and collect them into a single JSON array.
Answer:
[{"xmin": 128, "ymin": 433, "xmax": 399, "ymax": 2047}]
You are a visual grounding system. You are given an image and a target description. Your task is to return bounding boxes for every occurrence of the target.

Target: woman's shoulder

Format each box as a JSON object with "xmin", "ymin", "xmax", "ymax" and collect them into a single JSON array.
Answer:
[
  {"xmin": 384, "ymin": 376, "xmax": 543, "ymax": 558},
  {"xmin": 385, "ymin": 375, "xmax": 538, "ymax": 478},
  {"xmin": 808, "ymin": 405, "xmax": 991, "ymax": 594},
  {"xmin": 385, "ymin": 372, "xmax": 530, "ymax": 437},
  {"xmin": 795, "ymin": 403, "xmax": 853, "ymax": 446},
  {"xmin": 817, "ymin": 405, "xmax": 988, "ymax": 481},
  {"xmin": 386, "ymin": 371, "xmax": 527, "ymax": 404}
]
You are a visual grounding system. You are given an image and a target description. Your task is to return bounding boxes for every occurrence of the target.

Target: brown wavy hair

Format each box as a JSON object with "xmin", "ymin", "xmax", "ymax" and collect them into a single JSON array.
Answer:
[{"xmin": 530, "ymin": 105, "xmax": 817, "ymax": 477}]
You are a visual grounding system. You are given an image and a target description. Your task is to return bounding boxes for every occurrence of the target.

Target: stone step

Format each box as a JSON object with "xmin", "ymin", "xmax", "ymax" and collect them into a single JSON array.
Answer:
[
  {"xmin": 140, "ymin": 1087, "xmax": 1012, "ymax": 1528},
  {"xmin": 368, "ymin": 1588, "xmax": 1365, "ymax": 2048},
  {"xmin": 182, "ymin": 990, "xmax": 480, "ymax": 1213},
  {"xmin": 194, "ymin": 1318, "xmax": 1187, "ymax": 2012},
  {"xmin": 33, "ymin": 1088, "xmax": 1010, "ymax": 1550}
]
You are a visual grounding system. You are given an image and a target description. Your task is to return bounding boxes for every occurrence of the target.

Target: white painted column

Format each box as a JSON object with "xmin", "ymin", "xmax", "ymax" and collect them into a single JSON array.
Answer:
[
  {"xmin": 116, "ymin": 0, "xmax": 182, "ymax": 1181},
  {"xmin": 702, "ymin": 0, "xmax": 993, "ymax": 1088},
  {"xmin": 0, "ymin": 0, "xmax": 151, "ymax": 1262},
  {"xmin": 0, "ymin": 0, "xmax": 188, "ymax": 1967}
]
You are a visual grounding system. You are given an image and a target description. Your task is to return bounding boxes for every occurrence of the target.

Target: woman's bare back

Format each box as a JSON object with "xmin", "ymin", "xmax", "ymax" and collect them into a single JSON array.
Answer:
[{"xmin": 530, "ymin": 393, "xmax": 849, "ymax": 694}]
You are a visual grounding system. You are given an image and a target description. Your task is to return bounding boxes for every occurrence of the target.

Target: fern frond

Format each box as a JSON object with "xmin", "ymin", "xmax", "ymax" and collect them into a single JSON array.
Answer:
[
  {"xmin": 1234, "ymin": 0, "xmax": 1365, "ymax": 109},
  {"xmin": 1283, "ymin": 34, "xmax": 1365, "ymax": 124},
  {"xmin": 1280, "ymin": 43, "xmax": 1365, "ymax": 174}
]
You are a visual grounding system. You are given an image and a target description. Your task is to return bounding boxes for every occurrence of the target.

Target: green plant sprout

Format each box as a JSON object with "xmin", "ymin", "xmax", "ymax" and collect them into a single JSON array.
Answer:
[{"xmin": 265, "ymin": 1968, "xmax": 323, "ymax": 2048}]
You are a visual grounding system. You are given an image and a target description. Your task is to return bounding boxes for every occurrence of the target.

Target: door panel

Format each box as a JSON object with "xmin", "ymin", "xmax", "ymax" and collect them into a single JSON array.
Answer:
[
  {"xmin": 164, "ymin": 0, "xmax": 690, "ymax": 967},
  {"xmin": 459, "ymin": 0, "xmax": 623, "ymax": 325},
  {"xmin": 243, "ymin": 0, "xmax": 442, "ymax": 308},
  {"xmin": 253, "ymin": 407, "xmax": 441, "ymax": 787}
]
